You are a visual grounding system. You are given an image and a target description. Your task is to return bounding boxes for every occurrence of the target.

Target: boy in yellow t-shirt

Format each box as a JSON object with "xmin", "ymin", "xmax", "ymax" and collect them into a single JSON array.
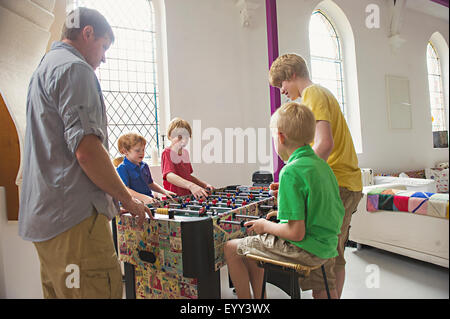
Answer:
[{"xmin": 269, "ymin": 53, "xmax": 363, "ymax": 299}]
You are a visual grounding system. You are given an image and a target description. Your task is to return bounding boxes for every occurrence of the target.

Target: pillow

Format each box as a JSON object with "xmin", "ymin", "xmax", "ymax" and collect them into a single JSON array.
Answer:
[{"xmin": 425, "ymin": 168, "xmax": 449, "ymax": 193}]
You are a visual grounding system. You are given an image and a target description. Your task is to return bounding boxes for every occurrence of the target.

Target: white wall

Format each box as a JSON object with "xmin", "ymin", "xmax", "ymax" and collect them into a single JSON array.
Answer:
[
  {"xmin": 275, "ymin": 0, "xmax": 449, "ymax": 173},
  {"xmin": 1, "ymin": 0, "xmax": 448, "ymax": 299},
  {"xmin": 0, "ymin": 0, "xmax": 56, "ymax": 299},
  {"xmin": 161, "ymin": 0, "xmax": 448, "ymax": 178},
  {"xmin": 345, "ymin": 0, "xmax": 449, "ymax": 172},
  {"xmin": 161, "ymin": 0, "xmax": 274, "ymax": 186},
  {"xmin": 0, "ymin": 188, "xmax": 43, "ymax": 298}
]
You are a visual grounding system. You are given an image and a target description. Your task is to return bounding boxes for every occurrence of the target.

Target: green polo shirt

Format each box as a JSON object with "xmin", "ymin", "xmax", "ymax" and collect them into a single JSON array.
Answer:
[{"xmin": 277, "ymin": 145, "xmax": 345, "ymax": 259}]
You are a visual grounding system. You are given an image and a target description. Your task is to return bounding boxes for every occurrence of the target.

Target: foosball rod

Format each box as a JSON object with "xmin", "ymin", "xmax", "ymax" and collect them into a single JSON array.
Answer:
[
  {"xmin": 149, "ymin": 206, "xmax": 233, "ymax": 219},
  {"xmin": 212, "ymin": 193, "xmax": 270, "ymax": 198},
  {"xmin": 186, "ymin": 199, "xmax": 249, "ymax": 207},
  {"xmin": 180, "ymin": 199, "xmax": 251, "ymax": 208},
  {"xmin": 258, "ymin": 204, "xmax": 277, "ymax": 211},
  {"xmin": 148, "ymin": 207, "xmax": 204, "ymax": 218},
  {"xmin": 167, "ymin": 203, "xmax": 233, "ymax": 212},
  {"xmin": 219, "ymin": 189, "xmax": 269, "ymax": 194},
  {"xmin": 214, "ymin": 191, "xmax": 270, "ymax": 196},
  {"xmin": 209, "ymin": 193, "xmax": 268, "ymax": 198},
  {"xmin": 232, "ymin": 214, "xmax": 262, "ymax": 220},
  {"xmin": 217, "ymin": 215, "xmax": 279, "ymax": 228},
  {"xmin": 216, "ymin": 218, "xmax": 249, "ymax": 228},
  {"xmin": 233, "ymin": 213, "xmax": 279, "ymax": 223},
  {"xmin": 207, "ymin": 195, "xmax": 255, "ymax": 201},
  {"xmin": 190, "ymin": 195, "xmax": 253, "ymax": 202},
  {"xmin": 166, "ymin": 201, "xmax": 276, "ymax": 212}
]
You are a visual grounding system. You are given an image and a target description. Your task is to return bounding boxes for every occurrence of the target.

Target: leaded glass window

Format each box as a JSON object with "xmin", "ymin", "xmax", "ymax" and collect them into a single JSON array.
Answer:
[
  {"xmin": 309, "ymin": 10, "xmax": 345, "ymax": 115},
  {"xmin": 427, "ymin": 41, "xmax": 448, "ymax": 148},
  {"xmin": 68, "ymin": 0, "xmax": 160, "ymax": 159},
  {"xmin": 427, "ymin": 42, "xmax": 447, "ymax": 131}
]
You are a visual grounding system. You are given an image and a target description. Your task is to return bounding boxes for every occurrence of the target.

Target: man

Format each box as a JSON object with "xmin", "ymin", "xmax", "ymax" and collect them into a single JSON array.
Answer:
[
  {"xmin": 268, "ymin": 53, "xmax": 363, "ymax": 299},
  {"xmin": 18, "ymin": 7, "xmax": 151, "ymax": 298}
]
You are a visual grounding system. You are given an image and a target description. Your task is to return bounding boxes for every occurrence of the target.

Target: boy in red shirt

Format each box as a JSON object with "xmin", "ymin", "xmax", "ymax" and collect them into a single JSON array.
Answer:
[{"xmin": 161, "ymin": 117, "xmax": 214, "ymax": 199}]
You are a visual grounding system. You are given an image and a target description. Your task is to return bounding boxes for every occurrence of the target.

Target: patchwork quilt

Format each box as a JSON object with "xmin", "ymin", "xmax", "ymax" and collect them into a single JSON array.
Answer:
[{"xmin": 367, "ymin": 188, "xmax": 449, "ymax": 219}]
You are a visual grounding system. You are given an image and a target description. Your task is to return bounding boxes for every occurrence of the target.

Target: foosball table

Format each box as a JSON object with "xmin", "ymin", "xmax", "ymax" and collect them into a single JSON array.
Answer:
[{"xmin": 116, "ymin": 185, "xmax": 277, "ymax": 299}]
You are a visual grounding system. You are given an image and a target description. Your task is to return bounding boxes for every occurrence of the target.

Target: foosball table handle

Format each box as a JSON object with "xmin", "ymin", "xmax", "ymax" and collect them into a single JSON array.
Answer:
[
  {"xmin": 138, "ymin": 250, "xmax": 157, "ymax": 264},
  {"xmin": 267, "ymin": 215, "xmax": 280, "ymax": 223}
]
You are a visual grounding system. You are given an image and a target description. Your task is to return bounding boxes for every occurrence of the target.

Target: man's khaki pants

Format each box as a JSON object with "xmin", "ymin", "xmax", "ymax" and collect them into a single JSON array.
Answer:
[{"xmin": 34, "ymin": 211, "xmax": 122, "ymax": 298}]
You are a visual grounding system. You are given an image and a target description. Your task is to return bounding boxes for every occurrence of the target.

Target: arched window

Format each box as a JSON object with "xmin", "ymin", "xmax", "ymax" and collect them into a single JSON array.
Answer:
[
  {"xmin": 309, "ymin": 10, "xmax": 345, "ymax": 115},
  {"xmin": 68, "ymin": 0, "xmax": 160, "ymax": 159},
  {"xmin": 427, "ymin": 41, "xmax": 448, "ymax": 148}
]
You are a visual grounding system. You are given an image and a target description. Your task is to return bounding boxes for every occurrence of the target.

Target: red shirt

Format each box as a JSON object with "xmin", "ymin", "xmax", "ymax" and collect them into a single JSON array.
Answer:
[{"xmin": 161, "ymin": 148, "xmax": 193, "ymax": 196}]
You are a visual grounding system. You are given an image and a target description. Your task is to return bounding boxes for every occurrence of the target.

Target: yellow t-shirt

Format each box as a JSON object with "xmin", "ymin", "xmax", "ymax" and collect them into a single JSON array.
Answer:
[{"xmin": 302, "ymin": 84, "xmax": 362, "ymax": 192}]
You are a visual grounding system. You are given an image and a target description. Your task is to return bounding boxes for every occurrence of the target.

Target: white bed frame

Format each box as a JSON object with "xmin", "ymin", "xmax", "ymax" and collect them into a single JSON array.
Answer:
[{"xmin": 349, "ymin": 181, "xmax": 449, "ymax": 268}]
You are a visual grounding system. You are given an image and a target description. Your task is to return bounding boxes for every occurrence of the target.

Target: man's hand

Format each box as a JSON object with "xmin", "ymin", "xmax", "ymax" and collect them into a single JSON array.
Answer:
[
  {"xmin": 120, "ymin": 197, "xmax": 153, "ymax": 226},
  {"xmin": 75, "ymin": 135, "xmax": 150, "ymax": 226},
  {"xmin": 142, "ymin": 195, "xmax": 158, "ymax": 205}
]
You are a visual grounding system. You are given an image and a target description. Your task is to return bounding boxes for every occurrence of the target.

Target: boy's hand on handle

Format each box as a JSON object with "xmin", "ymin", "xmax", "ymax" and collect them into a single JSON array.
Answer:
[
  {"xmin": 266, "ymin": 210, "xmax": 278, "ymax": 221},
  {"xmin": 205, "ymin": 184, "xmax": 215, "ymax": 196},
  {"xmin": 269, "ymin": 182, "xmax": 279, "ymax": 198},
  {"xmin": 164, "ymin": 190, "xmax": 177, "ymax": 199},
  {"xmin": 245, "ymin": 219, "xmax": 268, "ymax": 235},
  {"xmin": 120, "ymin": 197, "xmax": 153, "ymax": 226},
  {"xmin": 188, "ymin": 183, "xmax": 208, "ymax": 200}
]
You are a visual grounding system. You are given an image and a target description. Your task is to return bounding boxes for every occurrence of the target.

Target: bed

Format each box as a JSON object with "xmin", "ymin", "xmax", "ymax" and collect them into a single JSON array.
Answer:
[{"xmin": 349, "ymin": 177, "xmax": 449, "ymax": 268}]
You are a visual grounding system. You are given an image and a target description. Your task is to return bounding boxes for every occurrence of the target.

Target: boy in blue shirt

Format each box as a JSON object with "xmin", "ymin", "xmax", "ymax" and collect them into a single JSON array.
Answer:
[{"xmin": 116, "ymin": 133, "xmax": 175, "ymax": 204}]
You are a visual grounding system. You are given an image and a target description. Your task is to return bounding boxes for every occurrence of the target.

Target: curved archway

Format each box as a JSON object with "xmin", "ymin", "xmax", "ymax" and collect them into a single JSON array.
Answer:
[{"xmin": 0, "ymin": 93, "xmax": 20, "ymax": 220}]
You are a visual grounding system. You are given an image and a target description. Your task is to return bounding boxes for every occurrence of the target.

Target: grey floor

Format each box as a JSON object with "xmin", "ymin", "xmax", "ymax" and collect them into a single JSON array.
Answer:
[
  {"xmin": 220, "ymin": 246, "xmax": 449, "ymax": 299},
  {"xmin": 121, "ymin": 246, "xmax": 449, "ymax": 299}
]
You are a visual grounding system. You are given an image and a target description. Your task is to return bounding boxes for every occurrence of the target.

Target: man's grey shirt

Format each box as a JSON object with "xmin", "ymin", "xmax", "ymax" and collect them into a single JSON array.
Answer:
[{"xmin": 19, "ymin": 41, "xmax": 119, "ymax": 242}]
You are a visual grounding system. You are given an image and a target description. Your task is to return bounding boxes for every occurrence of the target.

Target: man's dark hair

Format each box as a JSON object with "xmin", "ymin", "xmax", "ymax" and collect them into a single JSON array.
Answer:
[{"xmin": 61, "ymin": 7, "xmax": 115, "ymax": 43}]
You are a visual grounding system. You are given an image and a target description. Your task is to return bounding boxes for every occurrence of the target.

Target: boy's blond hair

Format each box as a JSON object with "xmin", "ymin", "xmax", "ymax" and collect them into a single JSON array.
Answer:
[
  {"xmin": 270, "ymin": 102, "xmax": 316, "ymax": 146},
  {"xmin": 117, "ymin": 132, "xmax": 147, "ymax": 154},
  {"xmin": 269, "ymin": 53, "xmax": 310, "ymax": 88},
  {"xmin": 167, "ymin": 117, "xmax": 192, "ymax": 139}
]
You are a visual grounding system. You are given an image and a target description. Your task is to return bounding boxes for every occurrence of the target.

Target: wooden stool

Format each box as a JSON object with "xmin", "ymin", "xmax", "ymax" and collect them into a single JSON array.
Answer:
[{"xmin": 245, "ymin": 253, "xmax": 331, "ymax": 299}]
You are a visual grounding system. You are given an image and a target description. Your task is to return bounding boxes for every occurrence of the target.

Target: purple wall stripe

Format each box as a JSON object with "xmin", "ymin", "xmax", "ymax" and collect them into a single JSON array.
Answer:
[
  {"xmin": 430, "ymin": 0, "xmax": 449, "ymax": 7},
  {"xmin": 265, "ymin": 0, "xmax": 284, "ymax": 182}
]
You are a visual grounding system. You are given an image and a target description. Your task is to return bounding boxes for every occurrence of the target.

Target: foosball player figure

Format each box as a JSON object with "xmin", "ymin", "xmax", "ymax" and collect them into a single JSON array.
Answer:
[{"xmin": 198, "ymin": 206, "xmax": 207, "ymax": 217}]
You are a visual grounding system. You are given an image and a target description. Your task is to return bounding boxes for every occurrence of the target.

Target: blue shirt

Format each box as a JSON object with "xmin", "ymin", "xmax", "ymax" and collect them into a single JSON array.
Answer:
[
  {"xmin": 116, "ymin": 157, "xmax": 154, "ymax": 197},
  {"xmin": 19, "ymin": 41, "xmax": 119, "ymax": 242}
]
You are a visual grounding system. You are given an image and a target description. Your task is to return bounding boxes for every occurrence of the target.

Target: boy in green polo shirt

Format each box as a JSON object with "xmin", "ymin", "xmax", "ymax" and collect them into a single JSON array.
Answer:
[{"xmin": 224, "ymin": 102, "xmax": 345, "ymax": 299}]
